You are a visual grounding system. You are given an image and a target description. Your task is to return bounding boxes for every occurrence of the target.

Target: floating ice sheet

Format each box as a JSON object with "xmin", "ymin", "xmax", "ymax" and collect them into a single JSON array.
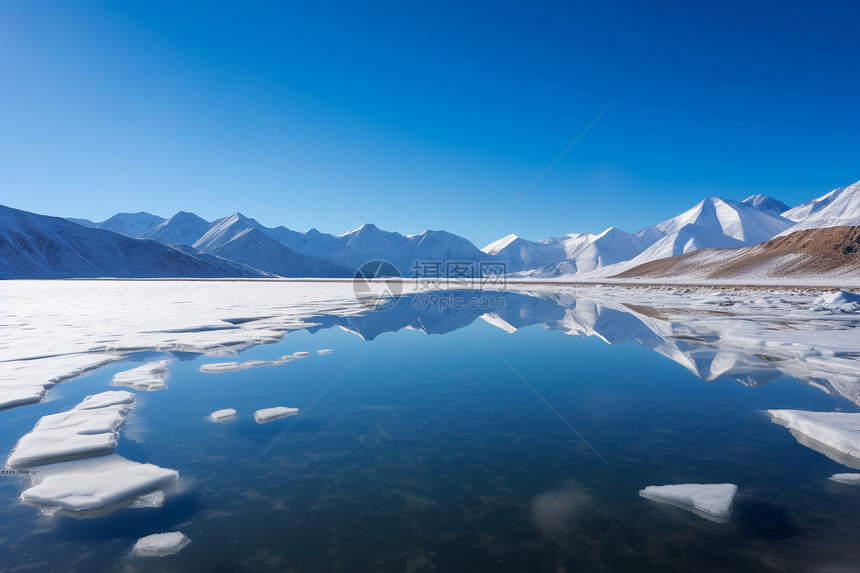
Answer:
[
  {"xmin": 200, "ymin": 357, "xmax": 292, "ymax": 374},
  {"xmin": 21, "ymin": 454, "xmax": 177, "ymax": 514},
  {"xmin": 769, "ymin": 410, "xmax": 860, "ymax": 462},
  {"xmin": 132, "ymin": 532, "xmax": 190, "ymax": 557},
  {"xmin": 639, "ymin": 483, "xmax": 737, "ymax": 522},
  {"xmin": 0, "ymin": 353, "xmax": 121, "ymax": 410},
  {"xmin": 209, "ymin": 408, "xmax": 237, "ymax": 422},
  {"xmin": 111, "ymin": 360, "xmax": 171, "ymax": 391},
  {"xmin": 7, "ymin": 391, "xmax": 136, "ymax": 468},
  {"xmin": 292, "ymin": 351, "xmax": 310, "ymax": 359},
  {"xmin": 317, "ymin": 349, "xmax": 333, "ymax": 355},
  {"xmin": 830, "ymin": 473, "xmax": 860, "ymax": 485},
  {"xmin": 253, "ymin": 406, "xmax": 298, "ymax": 424},
  {"xmin": 0, "ymin": 281, "xmax": 369, "ymax": 410}
]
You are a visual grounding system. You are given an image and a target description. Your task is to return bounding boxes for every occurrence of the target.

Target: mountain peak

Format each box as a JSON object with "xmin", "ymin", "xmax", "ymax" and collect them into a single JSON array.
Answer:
[
  {"xmin": 742, "ymin": 194, "xmax": 790, "ymax": 216},
  {"xmin": 481, "ymin": 233, "xmax": 519, "ymax": 255}
]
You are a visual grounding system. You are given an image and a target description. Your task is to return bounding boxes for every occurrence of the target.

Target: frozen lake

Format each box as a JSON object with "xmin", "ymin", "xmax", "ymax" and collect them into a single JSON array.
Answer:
[{"xmin": 1, "ymin": 280, "xmax": 860, "ymax": 571}]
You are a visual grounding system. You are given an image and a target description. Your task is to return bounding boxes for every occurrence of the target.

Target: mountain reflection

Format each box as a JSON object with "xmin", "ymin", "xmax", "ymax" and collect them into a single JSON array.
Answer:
[{"xmin": 301, "ymin": 289, "xmax": 860, "ymax": 405}]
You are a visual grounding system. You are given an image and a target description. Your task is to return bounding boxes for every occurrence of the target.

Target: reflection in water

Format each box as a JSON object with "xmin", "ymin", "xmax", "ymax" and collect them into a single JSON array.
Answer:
[
  {"xmin": 2, "ymin": 285, "xmax": 860, "ymax": 571},
  {"xmin": 303, "ymin": 289, "xmax": 860, "ymax": 406}
]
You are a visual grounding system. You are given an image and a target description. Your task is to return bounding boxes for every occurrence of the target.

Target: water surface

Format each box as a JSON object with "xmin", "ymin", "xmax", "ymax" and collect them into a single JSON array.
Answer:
[{"xmin": 1, "ymin": 286, "xmax": 859, "ymax": 572}]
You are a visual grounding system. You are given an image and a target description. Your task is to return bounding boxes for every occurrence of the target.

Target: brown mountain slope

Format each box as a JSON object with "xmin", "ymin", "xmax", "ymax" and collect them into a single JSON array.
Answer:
[{"xmin": 613, "ymin": 226, "xmax": 860, "ymax": 280}]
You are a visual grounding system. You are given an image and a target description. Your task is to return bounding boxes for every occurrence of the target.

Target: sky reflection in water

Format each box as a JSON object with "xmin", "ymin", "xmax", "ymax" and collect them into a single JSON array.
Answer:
[{"xmin": 1, "ymin": 288, "xmax": 860, "ymax": 572}]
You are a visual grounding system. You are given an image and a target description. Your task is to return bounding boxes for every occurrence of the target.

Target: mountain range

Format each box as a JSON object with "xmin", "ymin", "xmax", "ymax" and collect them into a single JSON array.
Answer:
[{"xmin": 1, "ymin": 178, "xmax": 858, "ymax": 281}]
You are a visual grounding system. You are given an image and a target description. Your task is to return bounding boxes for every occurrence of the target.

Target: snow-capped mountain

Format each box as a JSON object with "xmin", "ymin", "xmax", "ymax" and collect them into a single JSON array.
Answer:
[
  {"xmin": 141, "ymin": 211, "xmax": 212, "ymax": 245},
  {"xmin": 192, "ymin": 213, "xmax": 353, "ymax": 277},
  {"xmin": 742, "ymin": 194, "xmax": 790, "ymax": 217},
  {"xmin": 64, "ymin": 217, "xmax": 96, "ymax": 227},
  {"xmin": 520, "ymin": 196, "xmax": 794, "ymax": 279},
  {"xmin": 613, "ymin": 225, "xmax": 860, "ymax": 281},
  {"xmin": 642, "ymin": 196, "xmax": 792, "ymax": 245},
  {"xmin": 409, "ymin": 229, "xmax": 496, "ymax": 269},
  {"xmin": 258, "ymin": 226, "xmax": 340, "ymax": 259},
  {"xmin": 8, "ymin": 176, "xmax": 853, "ymax": 281},
  {"xmin": 95, "ymin": 212, "xmax": 165, "ymax": 237},
  {"xmin": 592, "ymin": 223, "xmax": 747, "ymax": 277},
  {"xmin": 296, "ymin": 223, "xmax": 496, "ymax": 276},
  {"xmin": 0, "ymin": 205, "xmax": 269, "ymax": 278},
  {"xmin": 529, "ymin": 227, "xmax": 645, "ymax": 276},
  {"xmin": 481, "ymin": 234, "xmax": 566, "ymax": 272},
  {"xmin": 781, "ymin": 180, "xmax": 860, "ymax": 232}
]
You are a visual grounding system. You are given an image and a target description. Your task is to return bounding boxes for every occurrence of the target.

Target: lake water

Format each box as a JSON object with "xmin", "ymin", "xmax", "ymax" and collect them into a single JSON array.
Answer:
[{"xmin": 1, "ymin": 284, "xmax": 860, "ymax": 572}]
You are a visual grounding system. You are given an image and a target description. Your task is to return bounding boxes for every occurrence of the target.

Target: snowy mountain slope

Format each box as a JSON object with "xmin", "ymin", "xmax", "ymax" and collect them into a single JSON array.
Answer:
[
  {"xmin": 783, "ymin": 186, "xmax": 845, "ymax": 222},
  {"xmin": 0, "ymin": 205, "xmax": 270, "ymax": 278},
  {"xmin": 527, "ymin": 197, "xmax": 790, "ymax": 279},
  {"xmin": 95, "ymin": 212, "xmax": 165, "ymax": 237},
  {"xmin": 481, "ymin": 234, "xmax": 566, "ymax": 272},
  {"xmin": 648, "ymin": 196, "xmax": 792, "ymax": 244},
  {"xmin": 742, "ymin": 194, "xmax": 790, "ymax": 217},
  {"xmin": 312, "ymin": 224, "xmax": 497, "ymax": 275},
  {"xmin": 140, "ymin": 211, "xmax": 212, "ymax": 245},
  {"xmin": 523, "ymin": 196, "xmax": 795, "ymax": 279},
  {"xmin": 65, "ymin": 218, "xmax": 96, "ymax": 227},
  {"xmin": 581, "ymin": 223, "xmax": 747, "ymax": 278},
  {"xmin": 527, "ymin": 227, "xmax": 645, "ymax": 276},
  {"xmin": 566, "ymin": 227, "xmax": 644, "ymax": 273},
  {"xmin": 192, "ymin": 213, "xmax": 352, "ymax": 277},
  {"xmin": 540, "ymin": 231, "xmax": 600, "ymax": 258},
  {"xmin": 612, "ymin": 226, "xmax": 860, "ymax": 281},
  {"xmin": 409, "ymin": 229, "xmax": 496, "ymax": 268},
  {"xmin": 258, "ymin": 226, "xmax": 340, "ymax": 259},
  {"xmin": 329, "ymin": 223, "xmax": 411, "ymax": 269},
  {"xmin": 780, "ymin": 180, "xmax": 860, "ymax": 232}
]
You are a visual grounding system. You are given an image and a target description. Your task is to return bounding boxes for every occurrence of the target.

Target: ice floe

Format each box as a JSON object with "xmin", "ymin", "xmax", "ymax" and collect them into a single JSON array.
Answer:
[
  {"xmin": 0, "ymin": 281, "xmax": 369, "ymax": 409},
  {"xmin": 317, "ymin": 349, "xmax": 333, "ymax": 355},
  {"xmin": 131, "ymin": 531, "xmax": 190, "ymax": 557},
  {"xmin": 130, "ymin": 490, "xmax": 166, "ymax": 508},
  {"xmin": 829, "ymin": 473, "xmax": 860, "ymax": 485},
  {"xmin": 253, "ymin": 406, "xmax": 298, "ymax": 423},
  {"xmin": 111, "ymin": 360, "xmax": 171, "ymax": 391},
  {"xmin": 200, "ymin": 356, "xmax": 293, "ymax": 374},
  {"xmin": 209, "ymin": 408, "xmax": 237, "ymax": 422},
  {"xmin": 0, "ymin": 353, "xmax": 122, "ymax": 410},
  {"xmin": 769, "ymin": 410, "xmax": 860, "ymax": 463},
  {"xmin": 21, "ymin": 454, "xmax": 178, "ymax": 514},
  {"xmin": 292, "ymin": 351, "xmax": 311, "ymax": 359},
  {"xmin": 7, "ymin": 391, "xmax": 136, "ymax": 468},
  {"xmin": 639, "ymin": 483, "xmax": 738, "ymax": 522}
]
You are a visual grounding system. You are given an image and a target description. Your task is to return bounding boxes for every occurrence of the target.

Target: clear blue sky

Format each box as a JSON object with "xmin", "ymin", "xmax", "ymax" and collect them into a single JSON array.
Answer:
[{"xmin": 1, "ymin": 1, "xmax": 858, "ymax": 244}]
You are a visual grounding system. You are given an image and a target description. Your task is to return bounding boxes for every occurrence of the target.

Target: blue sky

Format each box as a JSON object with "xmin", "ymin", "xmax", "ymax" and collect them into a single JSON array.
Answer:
[{"xmin": 1, "ymin": 1, "xmax": 858, "ymax": 243}]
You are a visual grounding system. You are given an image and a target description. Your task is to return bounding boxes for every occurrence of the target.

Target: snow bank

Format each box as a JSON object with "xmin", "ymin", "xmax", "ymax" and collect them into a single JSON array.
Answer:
[
  {"xmin": 21, "ymin": 454, "xmax": 178, "ymax": 513},
  {"xmin": 769, "ymin": 410, "xmax": 860, "ymax": 460},
  {"xmin": 208, "ymin": 408, "xmax": 236, "ymax": 422},
  {"xmin": 830, "ymin": 473, "xmax": 860, "ymax": 485},
  {"xmin": 639, "ymin": 483, "xmax": 737, "ymax": 522},
  {"xmin": 111, "ymin": 360, "xmax": 171, "ymax": 391},
  {"xmin": 814, "ymin": 290, "xmax": 860, "ymax": 311},
  {"xmin": 132, "ymin": 532, "xmax": 190, "ymax": 557},
  {"xmin": 253, "ymin": 406, "xmax": 298, "ymax": 424},
  {"xmin": 7, "ymin": 391, "xmax": 135, "ymax": 468}
]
